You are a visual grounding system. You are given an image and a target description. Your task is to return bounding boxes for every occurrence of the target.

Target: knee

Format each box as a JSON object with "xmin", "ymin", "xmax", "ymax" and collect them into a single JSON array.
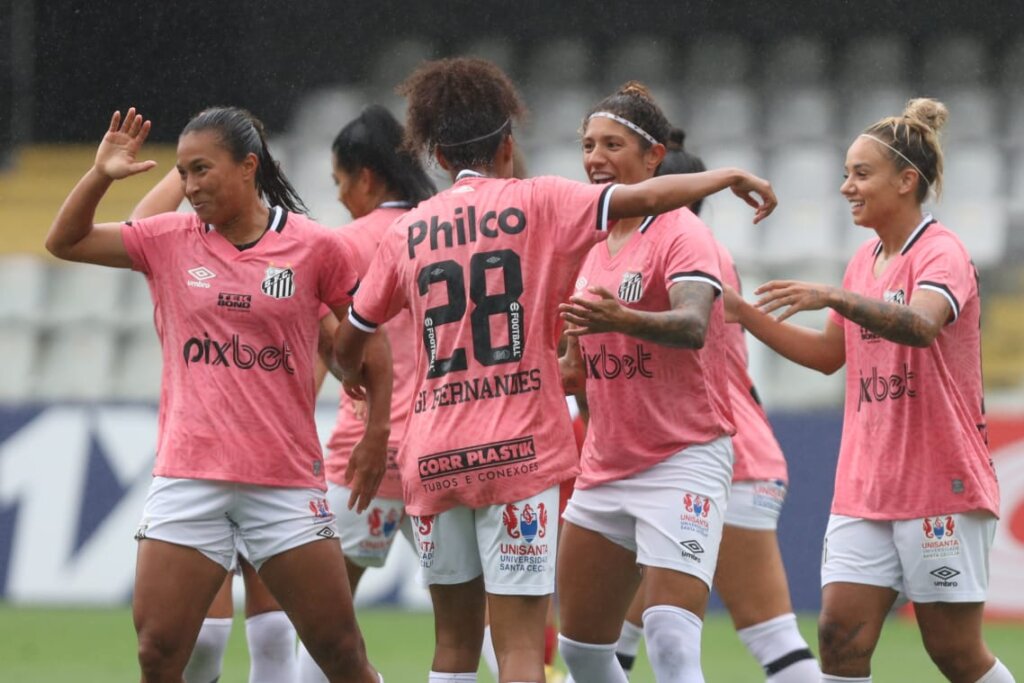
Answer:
[
  {"xmin": 302, "ymin": 627, "xmax": 368, "ymax": 677},
  {"xmin": 817, "ymin": 616, "xmax": 877, "ymax": 673},
  {"xmin": 137, "ymin": 630, "xmax": 186, "ymax": 677},
  {"xmin": 922, "ymin": 639, "xmax": 988, "ymax": 682}
]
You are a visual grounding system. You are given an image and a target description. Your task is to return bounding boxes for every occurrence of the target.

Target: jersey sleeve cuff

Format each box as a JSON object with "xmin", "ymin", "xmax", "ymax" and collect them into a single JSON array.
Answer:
[
  {"xmin": 597, "ymin": 184, "xmax": 619, "ymax": 232},
  {"xmin": 917, "ymin": 280, "xmax": 960, "ymax": 323},
  {"xmin": 348, "ymin": 306, "xmax": 379, "ymax": 333},
  {"xmin": 669, "ymin": 270, "xmax": 723, "ymax": 296}
]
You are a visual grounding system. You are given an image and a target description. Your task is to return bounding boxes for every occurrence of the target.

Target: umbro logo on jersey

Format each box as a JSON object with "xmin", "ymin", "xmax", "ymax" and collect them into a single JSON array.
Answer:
[
  {"xmin": 261, "ymin": 265, "xmax": 295, "ymax": 299},
  {"xmin": 618, "ymin": 271, "xmax": 643, "ymax": 303},
  {"xmin": 187, "ymin": 266, "xmax": 216, "ymax": 289}
]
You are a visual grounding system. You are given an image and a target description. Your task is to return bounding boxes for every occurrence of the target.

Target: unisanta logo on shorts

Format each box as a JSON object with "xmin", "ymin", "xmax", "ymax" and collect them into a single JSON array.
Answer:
[
  {"xmin": 415, "ymin": 515, "xmax": 434, "ymax": 536},
  {"xmin": 309, "ymin": 498, "xmax": 331, "ymax": 519},
  {"xmin": 503, "ymin": 503, "xmax": 548, "ymax": 543},
  {"xmin": 368, "ymin": 508, "xmax": 401, "ymax": 538},
  {"xmin": 923, "ymin": 516, "xmax": 955, "ymax": 539},
  {"xmin": 684, "ymin": 493, "xmax": 711, "ymax": 518},
  {"xmin": 182, "ymin": 333, "xmax": 295, "ymax": 374}
]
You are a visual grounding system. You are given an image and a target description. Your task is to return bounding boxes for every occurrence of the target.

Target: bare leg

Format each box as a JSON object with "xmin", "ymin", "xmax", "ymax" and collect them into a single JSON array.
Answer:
[
  {"xmin": 915, "ymin": 602, "xmax": 997, "ymax": 683},
  {"xmin": 818, "ymin": 582, "xmax": 897, "ymax": 678}
]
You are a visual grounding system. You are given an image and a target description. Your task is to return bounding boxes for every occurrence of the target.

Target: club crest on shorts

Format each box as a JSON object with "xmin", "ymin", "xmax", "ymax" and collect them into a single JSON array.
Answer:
[
  {"xmin": 684, "ymin": 493, "xmax": 711, "ymax": 518},
  {"xmin": 923, "ymin": 515, "xmax": 955, "ymax": 539},
  {"xmin": 368, "ymin": 507, "xmax": 401, "ymax": 538},
  {"xmin": 415, "ymin": 514, "xmax": 434, "ymax": 536},
  {"xmin": 261, "ymin": 264, "xmax": 295, "ymax": 299},
  {"xmin": 618, "ymin": 271, "xmax": 644, "ymax": 303},
  {"xmin": 503, "ymin": 502, "xmax": 548, "ymax": 543},
  {"xmin": 309, "ymin": 498, "xmax": 331, "ymax": 519}
]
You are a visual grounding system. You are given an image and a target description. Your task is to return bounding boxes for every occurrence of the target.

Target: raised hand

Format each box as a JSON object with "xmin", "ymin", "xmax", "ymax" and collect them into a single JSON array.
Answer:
[
  {"xmin": 755, "ymin": 280, "xmax": 834, "ymax": 322},
  {"xmin": 730, "ymin": 172, "xmax": 777, "ymax": 224},
  {"xmin": 559, "ymin": 286, "xmax": 629, "ymax": 336},
  {"xmin": 94, "ymin": 108, "xmax": 157, "ymax": 180}
]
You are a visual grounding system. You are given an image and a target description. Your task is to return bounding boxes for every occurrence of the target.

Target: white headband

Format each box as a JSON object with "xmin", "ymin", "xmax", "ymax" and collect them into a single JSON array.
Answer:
[
  {"xmin": 438, "ymin": 118, "xmax": 511, "ymax": 147},
  {"xmin": 859, "ymin": 134, "xmax": 931, "ymax": 185},
  {"xmin": 588, "ymin": 111, "xmax": 659, "ymax": 146}
]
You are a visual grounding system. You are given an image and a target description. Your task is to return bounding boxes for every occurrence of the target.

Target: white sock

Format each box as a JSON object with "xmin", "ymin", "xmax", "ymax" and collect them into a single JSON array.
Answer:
[
  {"xmin": 642, "ymin": 605, "xmax": 704, "ymax": 683},
  {"xmin": 615, "ymin": 621, "xmax": 643, "ymax": 675},
  {"xmin": 558, "ymin": 634, "xmax": 628, "ymax": 683},
  {"xmin": 480, "ymin": 625, "xmax": 500, "ymax": 679},
  {"xmin": 184, "ymin": 617, "xmax": 233, "ymax": 683},
  {"xmin": 428, "ymin": 673, "xmax": 477, "ymax": 682},
  {"xmin": 820, "ymin": 675, "xmax": 871, "ymax": 682},
  {"xmin": 736, "ymin": 613, "xmax": 819, "ymax": 682},
  {"xmin": 977, "ymin": 659, "xmax": 1016, "ymax": 683},
  {"xmin": 245, "ymin": 611, "xmax": 298, "ymax": 683},
  {"xmin": 295, "ymin": 639, "xmax": 328, "ymax": 683}
]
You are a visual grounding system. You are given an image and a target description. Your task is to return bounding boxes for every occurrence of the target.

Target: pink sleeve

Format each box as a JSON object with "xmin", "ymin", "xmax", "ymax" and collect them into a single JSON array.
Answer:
[
  {"xmin": 317, "ymin": 232, "xmax": 361, "ymax": 312},
  {"xmin": 120, "ymin": 212, "xmax": 183, "ymax": 275},
  {"xmin": 530, "ymin": 176, "xmax": 616, "ymax": 255},
  {"xmin": 913, "ymin": 238, "xmax": 976, "ymax": 324},
  {"xmin": 828, "ymin": 256, "xmax": 860, "ymax": 328},
  {"xmin": 663, "ymin": 223, "xmax": 723, "ymax": 295},
  {"xmin": 350, "ymin": 231, "xmax": 406, "ymax": 331}
]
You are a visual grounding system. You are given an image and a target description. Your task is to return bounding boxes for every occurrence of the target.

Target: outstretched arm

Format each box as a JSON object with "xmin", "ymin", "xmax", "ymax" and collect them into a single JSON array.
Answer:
[
  {"xmin": 46, "ymin": 108, "xmax": 158, "ymax": 267},
  {"xmin": 560, "ymin": 281, "xmax": 716, "ymax": 349},
  {"xmin": 130, "ymin": 168, "xmax": 185, "ymax": 220},
  {"xmin": 726, "ymin": 284, "xmax": 846, "ymax": 374},
  {"xmin": 608, "ymin": 168, "xmax": 776, "ymax": 224}
]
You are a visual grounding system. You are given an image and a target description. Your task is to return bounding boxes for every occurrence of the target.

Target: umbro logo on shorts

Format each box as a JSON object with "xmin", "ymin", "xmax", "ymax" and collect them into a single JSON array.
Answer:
[
  {"xmin": 680, "ymin": 539, "xmax": 705, "ymax": 555},
  {"xmin": 316, "ymin": 527, "xmax": 336, "ymax": 539},
  {"xmin": 930, "ymin": 566, "xmax": 960, "ymax": 581}
]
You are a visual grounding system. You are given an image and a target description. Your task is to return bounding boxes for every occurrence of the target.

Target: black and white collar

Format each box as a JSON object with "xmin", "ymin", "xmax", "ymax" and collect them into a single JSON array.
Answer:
[
  {"xmin": 873, "ymin": 213, "xmax": 935, "ymax": 257},
  {"xmin": 205, "ymin": 205, "xmax": 288, "ymax": 234}
]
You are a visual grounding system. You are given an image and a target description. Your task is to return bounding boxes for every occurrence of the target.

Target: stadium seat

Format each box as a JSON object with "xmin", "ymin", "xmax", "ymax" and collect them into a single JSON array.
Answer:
[
  {"xmin": 45, "ymin": 262, "xmax": 126, "ymax": 324},
  {"xmin": 463, "ymin": 36, "xmax": 518, "ymax": 75},
  {"xmin": 697, "ymin": 146, "xmax": 765, "ymax": 265},
  {"xmin": 765, "ymin": 87, "xmax": 837, "ymax": 142},
  {"xmin": 605, "ymin": 34, "xmax": 674, "ymax": 90},
  {"xmin": 523, "ymin": 36, "xmax": 592, "ymax": 86},
  {"xmin": 762, "ymin": 35, "xmax": 829, "ymax": 87},
  {"xmin": 121, "ymin": 272, "xmax": 155, "ymax": 329},
  {"xmin": 837, "ymin": 33, "xmax": 911, "ymax": 87},
  {"xmin": 936, "ymin": 199, "xmax": 1008, "ymax": 268},
  {"xmin": 34, "ymin": 324, "xmax": 117, "ymax": 400},
  {"xmin": 112, "ymin": 326, "xmax": 163, "ymax": 400},
  {"xmin": 942, "ymin": 142, "xmax": 1005, "ymax": 199},
  {"xmin": 841, "ymin": 86, "xmax": 910, "ymax": 141},
  {"xmin": 765, "ymin": 145, "xmax": 844, "ymax": 202},
  {"xmin": 0, "ymin": 324, "xmax": 39, "ymax": 400},
  {"xmin": 0, "ymin": 254, "xmax": 47, "ymax": 323},
  {"xmin": 941, "ymin": 87, "xmax": 998, "ymax": 142},
  {"xmin": 922, "ymin": 33, "xmax": 988, "ymax": 87},
  {"xmin": 523, "ymin": 144, "xmax": 587, "ymax": 182},
  {"xmin": 288, "ymin": 87, "xmax": 368, "ymax": 147},
  {"xmin": 682, "ymin": 33, "xmax": 751, "ymax": 86},
  {"xmin": 680, "ymin": 85, "xmax": 759, "ymax": 144},
  {"xmin": 526, "ymin": 85, "xmax": 601, "ymax": 144},
  {"xmin": 1005, "ymin": 92, "xmax": 1024, "ymax": 150}
]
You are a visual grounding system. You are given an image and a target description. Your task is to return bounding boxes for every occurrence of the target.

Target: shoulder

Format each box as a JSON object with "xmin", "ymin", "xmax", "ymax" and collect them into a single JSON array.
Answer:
[
  {"xmin": 916, "ymin": 222, "xmax": 972, "ymax": 262},
  {"xmin": 125, "ymin": 211, "xmax": 200, "ymax": 236}
]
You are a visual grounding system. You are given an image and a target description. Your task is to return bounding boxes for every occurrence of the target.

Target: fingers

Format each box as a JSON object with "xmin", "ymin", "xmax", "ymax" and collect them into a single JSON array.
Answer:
[
  {"xmin": 588, "ymin": 286, "xmax": 615, "ymax": 300},
  {"xmin": 108, "ymin": 110, "xmax": 121, "ymax": 133},
  {"xmin": 126, "ymin": 160, "xmax": 158, "ymax": 176}
]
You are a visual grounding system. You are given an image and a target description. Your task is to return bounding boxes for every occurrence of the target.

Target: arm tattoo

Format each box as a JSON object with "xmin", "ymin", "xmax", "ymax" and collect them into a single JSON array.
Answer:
[
  {"xmin": 830, "ymin": 289, "xmax": 936, "ymax": 347},
  {"xmin": 627, "ymin": 282, "xmax": 715, "ymax": 349}
]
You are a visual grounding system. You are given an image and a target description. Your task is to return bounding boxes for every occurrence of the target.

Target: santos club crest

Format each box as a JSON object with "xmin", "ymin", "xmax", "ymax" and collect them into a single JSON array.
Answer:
[
  {"xmin": 261, "ymin": 264, "xmax": 295, "ymax": 299},
  {"xmin": 618, "ymin": 271, "xmax": 643, "ymax": 303}
]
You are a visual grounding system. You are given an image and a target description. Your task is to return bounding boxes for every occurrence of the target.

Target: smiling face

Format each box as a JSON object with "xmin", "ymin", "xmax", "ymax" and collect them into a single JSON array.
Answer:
[
  {"xmin": 841, "ymin": 135, "xmax": 921, "ymax": 228},
  {"xmin": 581, "ymin": 116, "xmax": 664, "ymax": 186},
  {"xmin": 176, "ymin": 130, "xmax": 258, "ymax": 224}
]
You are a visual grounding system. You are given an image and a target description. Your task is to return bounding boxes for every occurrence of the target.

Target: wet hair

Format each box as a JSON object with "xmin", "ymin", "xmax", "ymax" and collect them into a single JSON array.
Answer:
[
  {"xmin": 181, "ymin": 106, "xmax": 308, "ymax": 213},
  {"xmin": 584, "ymin": 81, "xmax": 672, "ymax": 149},
  {"xmin": 332, "ymin": 105, "xmax": 436, "ymax": 205},
  {"xmin": 861, "ymin": 98, "xmax": 948, "ymax": 202},
  {"xmin": 398, "ymin": 57, "xmax": 527, "ymax": 171},
  {"xmin": 656, "ymin": 127, "xmax": 708, "ymax": 215}
]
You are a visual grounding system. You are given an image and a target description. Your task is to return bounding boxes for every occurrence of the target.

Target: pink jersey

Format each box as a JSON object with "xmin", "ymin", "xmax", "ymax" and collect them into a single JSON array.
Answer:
[
  {"xmin": 122, "ymin": 207, "xmax": 359, "ymax": 489},
  {"xmin": 575, "ymin": 209, "xmax": 735, "ymax": 489},
  {"xmin": 351, "ymin": 172, "xmax": 615, "ymax": 515},
  {"xmin": 827, "ymin": 217, "xmax": 999, "ymax": 519},
  {"xmin": 324, "ymin": 205, "xmax": 417, "ymax": 499},
  {"xmin": 716, "ymin": 242, "xmax": 788, "ymax": 483}
]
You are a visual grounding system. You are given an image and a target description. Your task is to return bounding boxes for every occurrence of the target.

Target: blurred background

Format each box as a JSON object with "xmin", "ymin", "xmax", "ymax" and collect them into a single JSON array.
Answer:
[{"xmin": 0, "ymin": 1, "xmax": 1022, "ymax": 677}]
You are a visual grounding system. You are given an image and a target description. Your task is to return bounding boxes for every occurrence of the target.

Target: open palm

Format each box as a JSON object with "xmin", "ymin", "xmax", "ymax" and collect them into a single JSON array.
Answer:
[{"xmin": 95, "ymin": 108, "xmax": 157, "ymax": 180}]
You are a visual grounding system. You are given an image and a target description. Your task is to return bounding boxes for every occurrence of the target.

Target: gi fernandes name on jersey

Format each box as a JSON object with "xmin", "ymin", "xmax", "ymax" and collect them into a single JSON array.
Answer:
[{"xmin": 351, "ymin": 174, "xmax": 615, "ymax": 515}]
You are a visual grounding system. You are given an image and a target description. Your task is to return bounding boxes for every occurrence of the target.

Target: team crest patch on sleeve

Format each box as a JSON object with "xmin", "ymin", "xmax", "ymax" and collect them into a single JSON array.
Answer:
[
  {"xmin": 261, "ymin": 264, "xmax": 295, "ymax": 299},
  {"xmin": 618, "ymin": 271, "xmax": 644, "ymax": 303}
]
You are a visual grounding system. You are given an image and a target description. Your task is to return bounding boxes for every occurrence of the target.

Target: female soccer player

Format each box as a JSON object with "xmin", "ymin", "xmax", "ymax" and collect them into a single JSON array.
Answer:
[
  {"xmin": 333, "ymin": 58, "xmax": 775, "ymax": 683},
  {"xmin": 554, "ymin": 82, "xmax": 739, "ymax": 683},
  {"xmin": 728, "ymin": 98, "xmax": 1012, "ymax": 683},
  {"xmin": 570, "ymin": 127, "xmax": 819, "ymax": 683},
  {"xmin": 296, "ymin": 104, "xmax": 436, "ymax": 683},
  {"xmin": 45, "ymin": 106, "xmax": 389, "ymax": 683}
]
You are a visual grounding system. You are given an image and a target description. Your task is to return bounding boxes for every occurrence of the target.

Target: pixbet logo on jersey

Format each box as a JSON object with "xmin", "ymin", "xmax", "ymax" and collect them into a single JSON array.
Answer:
[
  {"xmin": 182, "ymin": 333, "xmax": 295, "ymax": 374},
  {"xmin": 583, "ymin": 343, "xmax": 654, "ymax": 380},
  {"xmin": 857, "ymin": 363, "xmax": 916, "ymax": 411}
]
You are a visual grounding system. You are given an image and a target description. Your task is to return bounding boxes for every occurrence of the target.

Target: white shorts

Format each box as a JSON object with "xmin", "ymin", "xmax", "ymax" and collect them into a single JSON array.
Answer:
[
  {"xmin": 562, "ymin": 436, "xmax": 733, "ymax": 589},
  {"xmin": 724, "ymin": 479, "xmax": 788, "ymax": 531},
  {"xmin": 822, "ymin": 512, "xmax": 997, "ymax": 603},
  {"xmin": 135, "ymin": 477, "xmax": 339, "ymax": 571},
  {"xmin": 411, "ymin": 485, "xmax": 560, "ymax": 596},
  {"xmin": 328, "ymin": 483, "xmax": 414, "ymax": 568}
]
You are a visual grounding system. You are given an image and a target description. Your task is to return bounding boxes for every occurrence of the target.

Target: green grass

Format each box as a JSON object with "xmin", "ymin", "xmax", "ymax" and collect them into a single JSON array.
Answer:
[{"xmin": 0, "ymin": 606, "xmax": 1021, "ymax": 681}]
